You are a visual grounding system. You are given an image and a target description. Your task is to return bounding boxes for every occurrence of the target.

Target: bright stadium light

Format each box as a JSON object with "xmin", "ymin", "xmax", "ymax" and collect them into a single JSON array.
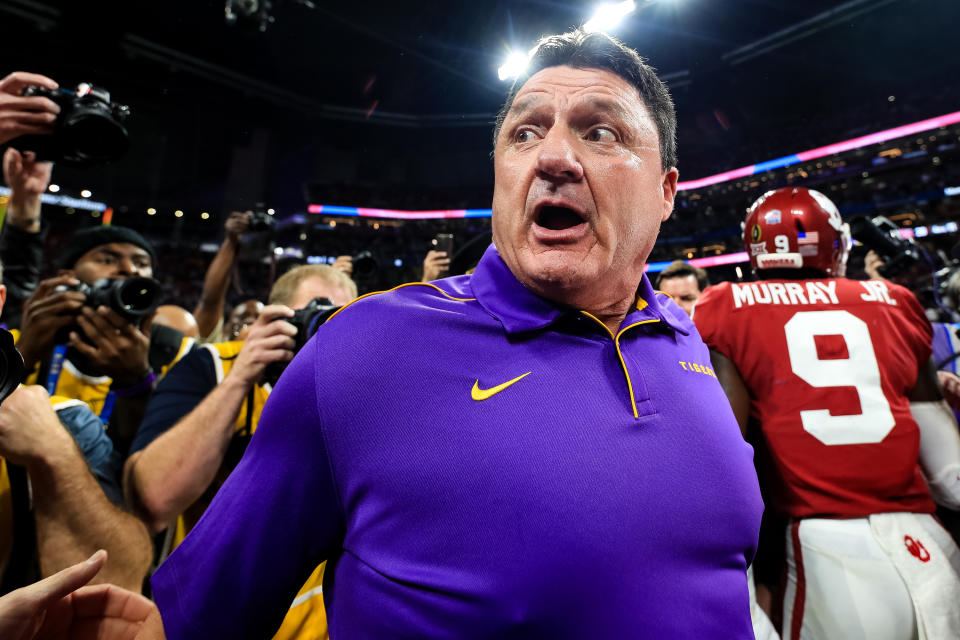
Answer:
[
  {"xmin": 584, "ymin": 0, "xmax": 637, "ymax": 33},
  {"xmin": 498, "ymin": 50, "xmax": 533, "ymax": 81},
  {"xmin": 48, "ymin": 184, "xmax": 60, "ymax": 193}
]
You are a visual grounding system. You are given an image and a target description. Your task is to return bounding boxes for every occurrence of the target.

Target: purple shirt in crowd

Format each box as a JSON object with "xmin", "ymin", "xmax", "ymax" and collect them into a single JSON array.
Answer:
[{"xmin": 151, "ymin": 246, "xmax": 763, "ymax": 639}]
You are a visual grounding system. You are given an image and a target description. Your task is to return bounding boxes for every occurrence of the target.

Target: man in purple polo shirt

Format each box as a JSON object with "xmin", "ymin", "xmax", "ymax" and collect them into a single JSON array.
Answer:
[{"xmin": 142, "ymin": 29, "xmax": 762, "ymax": 639}]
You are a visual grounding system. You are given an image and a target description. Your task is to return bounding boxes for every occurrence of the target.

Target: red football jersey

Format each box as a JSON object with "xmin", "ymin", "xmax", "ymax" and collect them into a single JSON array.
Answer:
[{"xmin": 694, "ymin": 277, "xmax": 936, "ymax": 518}]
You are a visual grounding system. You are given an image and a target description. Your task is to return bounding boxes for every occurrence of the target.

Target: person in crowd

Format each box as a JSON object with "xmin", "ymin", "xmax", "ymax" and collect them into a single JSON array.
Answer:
[
  {"xmin": 0, "ymin": 71, "xmax": 59, "ymax": 331},
  {"xmin": 863, "ymin": 247, "xmax": 960, "ymax": 415},
  {"xmin": 655, "ymin": 259, "xmax": 709, "ymax": 317},
  {"xmin": 421, "ymin": 248, "xmax": 450, "ymax": 280},
  {"xmin": 1, "ymin": 146, "xmax": 52, "ymax": 330},
  {"xmin": 192, "ymin": 211, "xmax": 352, "ymax": 341},
  {"xmin": 694, "ymin": 187, "xmax": 960, "ymax": 639},
  {"xmin": 191, "ymin": 211, "xmax": 251, "ymax": 341},
  {"xmin": 140, "ymin": 30, "xmax": 762, "ymax": 639},
  {"xmin": 126, "ymin": 264, "xmax": 355, "ymax": 640},
  {"xmin": 147, "ymin": 305, "xmax": 199, "ymax": 340},
  {"xmin": 0, "ymin": 259, "xmax": 151, "ymax": 594},
  {"xmin": 225, "ymin": 299, "xmax": 264, "ymax": 341},
  {"xmin": 13, "ymin": 226, "xmax": 159, "ymax": 454},
  {"xmin": 0, "ymin": 550, "xmax": 155, "ymax": 640},
  {"xmin": 0, "ymin": 147, "xmax": 53, "ymax": 336}
]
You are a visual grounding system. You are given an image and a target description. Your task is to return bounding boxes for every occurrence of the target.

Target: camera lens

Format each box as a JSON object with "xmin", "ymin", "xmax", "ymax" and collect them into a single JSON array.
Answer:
[
  {"xmin": 61, "ymin": 110, "xmax": 129, "ymax": 163},
  {"xmin": 115, "ymin": 278, "xmax": 162, "ymax": 317}
]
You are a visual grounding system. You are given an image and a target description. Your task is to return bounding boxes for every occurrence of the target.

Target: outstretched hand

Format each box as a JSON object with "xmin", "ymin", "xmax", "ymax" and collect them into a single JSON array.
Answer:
[{"xmin": 0, "ymin": 550, "xmax": 156, "ymax": 640}]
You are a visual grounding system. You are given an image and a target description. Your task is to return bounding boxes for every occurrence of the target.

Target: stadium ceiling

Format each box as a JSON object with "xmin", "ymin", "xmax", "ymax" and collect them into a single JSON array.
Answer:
[{"xmin": 1, "ymin": 0, "xmax": 954, "ymax": 122}]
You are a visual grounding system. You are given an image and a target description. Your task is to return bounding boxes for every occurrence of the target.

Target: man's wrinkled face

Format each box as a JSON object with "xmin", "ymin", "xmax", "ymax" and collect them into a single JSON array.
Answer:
[
  {"xmin": 658, "ymin": 274, "xmax": 701, "ymax": 317},
  {"xmin": 73, "ymin": 242, "xmax": 153, "ymax": 284},
  {"xmin": 492, "ymin": 66, "xmax": 677, "ymax": 308}
]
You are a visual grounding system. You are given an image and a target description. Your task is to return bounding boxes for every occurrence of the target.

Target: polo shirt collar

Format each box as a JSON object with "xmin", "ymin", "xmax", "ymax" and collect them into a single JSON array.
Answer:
[{"xmin": 471, "ymin": 244, "xmax": 688, "ymax": 336}]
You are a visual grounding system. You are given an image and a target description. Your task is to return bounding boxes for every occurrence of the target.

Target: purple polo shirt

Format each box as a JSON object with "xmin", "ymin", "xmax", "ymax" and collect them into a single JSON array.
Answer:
[{"xmin": 151, "ymin": 246, "xmax": 762, "ymax": 639}]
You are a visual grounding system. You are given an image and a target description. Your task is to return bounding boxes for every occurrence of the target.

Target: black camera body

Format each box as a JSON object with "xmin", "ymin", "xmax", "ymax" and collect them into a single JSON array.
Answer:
[
  {"xmin": 54, "ymin": 277, "xmax": 162, "ymax": 340},
  {"xmin": 14, "ymin": 83, "xmax": 130, "ymax": 167},
  {"xmin": 76, "ymin": 277, "xmax": 162, "ymax": 323},
  {"xmin": 262, "ymin": 297, "xmax": 340, "ymax": 386},
  {"xmin": 247, "ymin": 210, "xmax": 276, "ymax": 233},
  {"xmin": 352, "ymin": 250, "xmax": 377, "ymax": 280},
  {"xmin": 0, "ymin": 328, "xmax": 25, "ymax": 405},
  {"xmin": 850, "ymin": 215, "xmax": 922, "ymax": 277}
]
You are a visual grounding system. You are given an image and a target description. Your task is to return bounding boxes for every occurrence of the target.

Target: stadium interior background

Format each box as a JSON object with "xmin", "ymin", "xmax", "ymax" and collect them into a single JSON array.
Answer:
[{"xmin": 2, "ymin": 0, "xmax": 958, "ymax": 308}]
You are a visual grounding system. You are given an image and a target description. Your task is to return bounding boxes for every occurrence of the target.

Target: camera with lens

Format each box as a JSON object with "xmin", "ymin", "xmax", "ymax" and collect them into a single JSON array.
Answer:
[
  {"xmin": 351, "ymin": 250, "xmax": 377, "ymax": 280},
  {"xmin": 849, "ymin": 215, "xmax": 922, "ymax": 277},
  {"xmin": 0, "ymin": 329, "xmax": 25, "ymax": 406},
  {"xmin": 54, "ymin": 277, "xmax": 162, "ymax": 343},
  {"xmin": 12, "ymin": 83, "xmax": 130, "ymax": 167},
  {"xmin": 262, "ymin": 296, "xmax": 340, "ymax": 386},
  {"xmin": 74, "ymin": 277, "xmax": 162, "ymax": 322},
  {"xmin": 247, "ymin": 209, "xmax": 276, "ymax": 233}
]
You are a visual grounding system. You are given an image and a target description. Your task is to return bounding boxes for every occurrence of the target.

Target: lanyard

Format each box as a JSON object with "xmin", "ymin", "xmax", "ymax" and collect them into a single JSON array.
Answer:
[
  {"xmin": 44, "ymin": 345, "xmax": 117, "ymax": 423},
  {"xmin": 45, "ymin": 345, "xmax": 67, "ymax": 395}
]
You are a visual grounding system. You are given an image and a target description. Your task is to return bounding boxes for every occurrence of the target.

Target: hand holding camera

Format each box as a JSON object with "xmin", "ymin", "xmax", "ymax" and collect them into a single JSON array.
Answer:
[
  {"xmin": 5, "ymin": 77, "xmax": 130, "ymax": 167},
  {"xmin": 227, "ymin": 304, "xmax": 297, "ymax": 389},
  {"xmin": 17, "ymin": 273, "xmax": 161, "ymax": 381},
  {"xmin": 0, "ymin": 71, "xmax": 59, "ymax": 145},
  {"xmin": 225, "ymin": 211, "xmax": 253, "ymax": 242},
  {"xmin": 16, "ymin": 273, "xmax": 88, "ymax": 371}
]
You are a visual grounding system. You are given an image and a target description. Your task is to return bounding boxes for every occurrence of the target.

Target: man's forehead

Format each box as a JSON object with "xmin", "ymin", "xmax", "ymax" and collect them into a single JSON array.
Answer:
[
  {"xmin": 509, "ymin": 66, "xmax": 643, "ymax": 112},
  {"xmin": 87, "ymin": 242, "xmax": 151, "ymax": 258},
  {"xmin": 232, "ymin": 301, "xmax": 263, "ymax": 318}
]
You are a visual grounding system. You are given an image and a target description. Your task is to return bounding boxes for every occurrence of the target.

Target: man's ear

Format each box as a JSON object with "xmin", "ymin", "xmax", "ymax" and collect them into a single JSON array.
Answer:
[
  {"xmin": 0, "ymin": 284, "xmax": 7, "ymax": 316},
  {"xmin": 661, "ymin": 167, "xmax": 679, "ymax": 222}
]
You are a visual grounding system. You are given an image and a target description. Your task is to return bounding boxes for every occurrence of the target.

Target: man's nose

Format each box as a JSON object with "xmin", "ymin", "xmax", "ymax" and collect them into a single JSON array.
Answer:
[
  {"xmin": 117, "ymin": 258, "xmax": 139, "ymax": 277},
  {"xmin": 535, "ymin": 128, "xmax": 584, "ymax": 182}
]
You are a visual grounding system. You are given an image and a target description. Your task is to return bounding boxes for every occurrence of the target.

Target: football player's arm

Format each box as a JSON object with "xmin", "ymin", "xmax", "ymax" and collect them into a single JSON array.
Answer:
[
  {"xmin": 908, "ymin": 357, "xmax": 960, "ymax": 510},
  {"xmin": 709, "ymin": 348, "xmax": 751, "ymax": 438}
]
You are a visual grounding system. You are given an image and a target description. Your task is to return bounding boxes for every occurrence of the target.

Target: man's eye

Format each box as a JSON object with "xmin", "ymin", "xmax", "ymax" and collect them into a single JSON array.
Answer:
[
  {"xmin": 587, "ymin": 127, "xmax": 617, "ymax": 143},
  {"xmin": 515, "ymin": 129, "xmax": 538, "ymax": 143}
]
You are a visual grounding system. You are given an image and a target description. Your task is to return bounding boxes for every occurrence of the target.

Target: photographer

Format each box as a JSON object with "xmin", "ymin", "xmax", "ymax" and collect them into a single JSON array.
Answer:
[
  {"xmin": 14, "ymin": 226, "xmax": 159, "ymax": 454},
  {"xmin": 0, "ymin": 260, "xmax": 151, "ymax": 594},
  {"xmin": 1, "ymin": 146, "xmax": 53, "ymax": 329},
  {"xmin": 192, "ymin": 211, "xmax": 250, "ymax": 341},
  {"xmin": 124, "ymin": 264, "xmax": 354, "ymax": 639},
  {"xmin": 192, "ymin": 211, "xmax": 352, "ymax": 341}
]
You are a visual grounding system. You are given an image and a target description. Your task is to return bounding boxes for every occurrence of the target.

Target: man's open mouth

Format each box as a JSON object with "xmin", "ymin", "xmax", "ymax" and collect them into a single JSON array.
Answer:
[{"xmin": 535, "ymin": 205, "xmax": 586, "ymax": 231}]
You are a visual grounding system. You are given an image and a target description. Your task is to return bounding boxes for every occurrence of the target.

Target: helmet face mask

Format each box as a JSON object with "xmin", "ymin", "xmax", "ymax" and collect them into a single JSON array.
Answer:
[{"xmin": 743, "ymin": 187, "xmax": 851, "ymax": 277}]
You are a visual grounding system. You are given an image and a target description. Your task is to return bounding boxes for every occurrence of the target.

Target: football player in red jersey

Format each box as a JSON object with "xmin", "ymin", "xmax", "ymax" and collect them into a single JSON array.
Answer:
[{"xmin": 694, "ymin": 187, "xmax": 960, "ymax": 640}]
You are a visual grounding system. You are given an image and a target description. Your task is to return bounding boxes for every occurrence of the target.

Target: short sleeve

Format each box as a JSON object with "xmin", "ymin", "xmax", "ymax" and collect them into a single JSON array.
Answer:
[
  {"xmin": 150, "ymin": 335, "xmax": 343, "ymax": 640},
  {"xmin": 129, "ymin": 348, "xmax": 217, "ymax": 455},
  {"xmin": 55, "ymin": 404, "xmax": 123, "ymax": 506}
]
